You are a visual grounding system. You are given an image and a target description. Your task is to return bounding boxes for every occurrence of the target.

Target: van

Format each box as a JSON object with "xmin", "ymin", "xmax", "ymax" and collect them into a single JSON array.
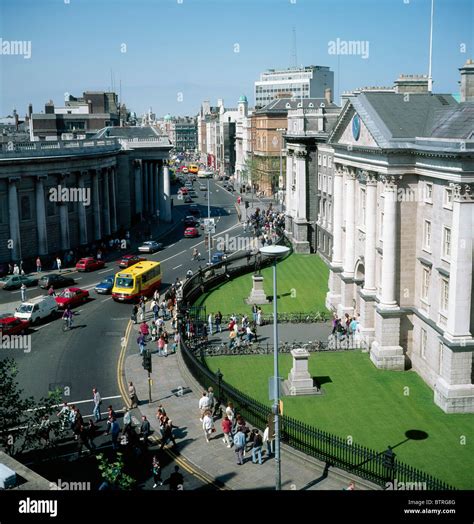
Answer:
[{"xmin": 14, "ymin": 295, "xmax": 58, "ymax": 325}]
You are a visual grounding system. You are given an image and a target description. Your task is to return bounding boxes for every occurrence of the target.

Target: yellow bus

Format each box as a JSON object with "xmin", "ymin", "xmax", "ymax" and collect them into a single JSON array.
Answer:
[
  {"xmin": 188, "ymin": 164, "xmax": 199, "ymax": 174},
  {"xmin": 112, "ymin": 261, "xmax": 162, "ymax": 302}
]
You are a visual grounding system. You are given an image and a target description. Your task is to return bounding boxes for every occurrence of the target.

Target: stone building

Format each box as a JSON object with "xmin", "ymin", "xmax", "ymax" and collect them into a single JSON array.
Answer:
[
  {"xmin": 0, "ymin": 126, "xmax": 172, "ymax": 266},
  {"xmin": 326, "ymin": 61, "xmax": 474, "ymax": 413}
]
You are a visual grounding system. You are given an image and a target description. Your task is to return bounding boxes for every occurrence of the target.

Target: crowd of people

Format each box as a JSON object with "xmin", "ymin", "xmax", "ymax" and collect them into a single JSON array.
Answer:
[{"xmin": 331, "ymin": 312, "xmax": 361, "ymax": 340}]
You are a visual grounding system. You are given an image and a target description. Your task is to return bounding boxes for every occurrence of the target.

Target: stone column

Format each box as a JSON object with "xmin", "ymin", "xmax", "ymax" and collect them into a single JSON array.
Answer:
[
  {"xmin": 343, "ymin": 167, "xmax": 356, "ymax": 276},
  {"xmin": 109, "ymin": 166, "xmax": 118, "ymax": 233},
  {"xmin": 102, "ymin": 168, "xmax": 111, "ymax": 236},
  {"xmin": 142, "ymin": 160, "xmax": 149, "ymax": 213},
  {"xmin": 285, "ymin": 150, "xmax": 293, "ymax": 224},
  {"xmin": 77, "ymin": 171, "xmax": 88, "ymax": 245},
  {"xmin": 35, "ymin": 175, "xmax": 48, "ymax": 255},
  {"xmin": 331, "ymin": 165, "xmax": 344, "ymax": 267},
  {"xmin": 134, "ymin": 160, "xmax": 143, "ymax": 216},
  {"xmin": 363, "ymin": 172, "xmax": 378, "ymax": 293},
  {"xmin": 380, "ymin": 176, "xmax": 399, "ymax": 308},
  {"xmin": 58, "ymin": 174, "xmax": 70, "ymax": 251},
  {"xmin": 8, "ymin": 177, "xmax": 22, "ymax": 261},
  {"xmin": 153, "ymin": 161, "xmax": 160, "ymax": 217},
  {"xmin": 163, "ymin": 163, "xmax": 171, "ymax": 222},
  {"xmin": 295, "ymin": 150, "xmax": 307, "ymax": 221},
  {"xmin": 146, "ymin": 161, "xmax": 153, "ymax": 214},
  {"xmin": 92, "ymin": 169, "xmax": 101, "ymax": 240}
]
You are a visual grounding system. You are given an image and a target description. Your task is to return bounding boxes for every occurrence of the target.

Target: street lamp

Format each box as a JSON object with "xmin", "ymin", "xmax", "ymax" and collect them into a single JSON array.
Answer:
[{"xmin": 259, "ymin": 244, "xmax": 290, "ymax": 491}]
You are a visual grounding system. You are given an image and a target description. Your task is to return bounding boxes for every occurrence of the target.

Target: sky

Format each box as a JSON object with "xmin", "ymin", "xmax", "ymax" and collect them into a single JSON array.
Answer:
[{"xmin": 0, "ymin": 0, "xmax": 472, "ymax": 118}]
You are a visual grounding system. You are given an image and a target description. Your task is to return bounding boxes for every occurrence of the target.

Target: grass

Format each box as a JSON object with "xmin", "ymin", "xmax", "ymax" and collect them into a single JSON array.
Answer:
[
  {"xmin": 194, "ymin": 253, "xmax": 330, "ymax": 316},
  {"xmin": 205, "ymin": 351, "xmax": 474, "ymax": 489}
]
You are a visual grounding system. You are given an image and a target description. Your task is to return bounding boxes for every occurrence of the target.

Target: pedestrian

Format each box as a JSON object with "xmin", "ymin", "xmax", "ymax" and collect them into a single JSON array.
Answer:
[
  {"xmin": 104, "ymin": 405, "xmax": 117, "ymax": 435},
  {"xmin": 256, "ymin": 307, "xmax": 262, "ymax": 326},
  {"xmin": 226, "ymin": 401, "xmax": 235, "ymax": 433},
  {"xmin": 207, "ymin": 386, "xmax": 215, "ymax": 414},
  {"xmin": 131, "ymin": 305, "xmax": 138, "ymax": 324},
  {"xmin": 157, "ymin": 334, "xmax": 166, "ymax": 356},
  {"xmin": 36, "ymin": 257, "xmax": 42, "ymax": 273},
  {"xmin": 252, "ymin": 304, "xmax": 257, "ymax": 324},
  {"xmin": 68, "ymin": 404, "xmax": 76, "ymax": 433},
  {"xmin": 152, "ymin": 301, "xmax": 159, "ymax": 322},
  {"xmin": 56, "ymin": 257, "xmax": 62, "ymax": 272},
  {"xmin": 221, "ymin": 415, "xmax": 232, "ymax": 448},
  {"xmin": 73, "ymin": 408, "xmax": 83, "ymax": 441},
  {"xmin": 160, "ymin": 420, "xmax": 177, "ymax": 449},
  {"xmin": 198, "ymin": 391, "xmax": 211, "ymax": 420},
  {"xmin": 344, "ymin": 481, "xmax": 355, "ymax": 491},
  {"xmin": 140, "ymin": 415, "xmax": 151, "ymax": 446},
  {"xmin": 152, "ymin": 456, "xmax": 163, "ymax": 488},
  {"xmin": 139, "ymin": 321, "xmax": 149, "ymax": 337},
  {"xmin": 214, "ymin": 311, "xmax": 222, "ymax": 333},
  {"xmin": 208, "ymin": 312, "xmax": 213, "ymax": 336},
  {"xmin": 20, "ymin": 283, "xmax": 27, "ymax": 303},
  {"xmin": 251, "ymin": 429, "xmax": 263, "ymax": 465},
  {"xmin": 138, "ymin": 297, "xmax": 146, "ymax": 322},
  {"xmin": 137, "ymin": 333, "xmax": 146, "ymax": 356},
  {"xmin": 233, "ymin": 427, "xmax": 246, "ymax": 465},
  {"xmin": 48, "ymin": 285, "xmax": 56, "ymax": 297},
  {"xmin": 110, "ymin": 418, "xmax": 120, "ymax": 450},
  {"xmin": 123, "ymin": 407, "xmax": 132, "ymax": 433},
  {"xmin": 202, "ymin": 410, "xmax": 215, "ymax": 443},
  {"xmin": 13, "ymin": 264, "xmax": 20, "ymax": 275},
  {"xmin": 56, "ymin": 402, "xmax": 69, "ymax": 431},
  {"xmin": 168, "ymin": 465, "xmax": 184, "ymax": 491},
  {"xmin": 263, "ymin": 423, "xmax": 274, "ymax": 457},
  {"xmin": 129, "ymin": 381, "xmax": 138, "ymax": 408},
  {"xmin": 92, "ymin": 388, "xmax": 102, "ymax": 422}
]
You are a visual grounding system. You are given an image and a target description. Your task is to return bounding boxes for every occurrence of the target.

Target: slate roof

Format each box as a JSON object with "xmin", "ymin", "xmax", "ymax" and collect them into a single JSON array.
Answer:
[
  {"xmin": 94, "ymin": 126, "xmax": 161, "ymax": 139},
  {"xmin": 255, "ymin": 97, "xmax": 338, "ymax": 114}
]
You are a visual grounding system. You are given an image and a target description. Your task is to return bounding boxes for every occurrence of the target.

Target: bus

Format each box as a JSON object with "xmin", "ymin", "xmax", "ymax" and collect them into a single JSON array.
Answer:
[
  {"xmin": 112, "ymin": 261, "xmax": 162, "ymax": 302},
  {"xmin": 188, "ymin": 164, "xmax": 199, "ymax": 174}
]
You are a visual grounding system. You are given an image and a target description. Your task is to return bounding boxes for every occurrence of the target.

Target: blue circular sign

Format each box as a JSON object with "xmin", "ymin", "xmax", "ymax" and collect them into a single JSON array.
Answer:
[{"xmin": 352, "ymin": 114, "xmax": 361, "ymax": 141}]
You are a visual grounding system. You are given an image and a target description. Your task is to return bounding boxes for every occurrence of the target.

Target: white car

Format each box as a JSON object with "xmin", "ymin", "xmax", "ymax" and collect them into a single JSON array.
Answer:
[
  {"xmin": 138, "ymin": 241, "xmax": 163, "ymax": 253},
  {"xmin": 14, "ymin": 295, "xmax": 58, "ymax": 325}
]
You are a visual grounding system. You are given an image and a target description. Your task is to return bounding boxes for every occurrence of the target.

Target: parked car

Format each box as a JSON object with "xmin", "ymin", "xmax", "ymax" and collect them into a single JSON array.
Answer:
[
  {"xmin": 55, "ymin": 287, "xmax": 90, "ymax": 309},
  {"xmin": 211, "ymin": 251, "xmax": 226, "ymax": 264},
  {"xmin": 38, "ymin": 273, "xmax": 75, "ymax": 290},
  {"xmin": 75, "ymin": 257, "xmax": 106, "ymax": 272},
  {"xmin": 0, "ymin": 316, "xmax": 30, "ymax": 336},
  {"xmin": 14, "ymin": 295, "xmax": 58, "ymax": 325},
  {"xmin": 184, "ymin": 227, "xmax": 199, "ymax": 238},
  {"xmin": 0, "ymin": 274, "xmax": 38, "ymax": 291},
  {"xmin": 188, "ymin": 204, "xmax": 200, "ymax": 216},
  {"xmin": 94, "ymin": 275, "xmax": 115, "ymax": 295},
  {"xmin": 138, "ymin": 241, "xmax": 163, "ymax": 253},
  {"xmin": 178, "ymin": 187, "xmax": 188, "ymax": 195},
  {"xmin": 198, "ymin": 184, "xmax": 207, "ymax": 191},
  {"xmin": 118, "ymin": 255, "xmax": 147, "ymax": 269},
  {"xmin": 184, "ymin": 181, "xmax": 193, "ymax": 188},
  {"xmin": 184, "ymin": 216, "xmax": 199, "ymax": 227}
]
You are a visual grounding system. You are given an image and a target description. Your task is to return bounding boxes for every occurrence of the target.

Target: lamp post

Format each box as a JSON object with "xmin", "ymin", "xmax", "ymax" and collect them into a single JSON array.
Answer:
[{"xmin": 260, "ymin": 244, "xmax": 290, "ymax": 490}]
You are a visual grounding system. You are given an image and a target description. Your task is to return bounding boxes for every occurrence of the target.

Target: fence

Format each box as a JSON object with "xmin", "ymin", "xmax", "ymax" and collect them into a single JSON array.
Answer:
[{"xmin": 177, "ymin": 229, "xmax": 456, "ymax": 491}]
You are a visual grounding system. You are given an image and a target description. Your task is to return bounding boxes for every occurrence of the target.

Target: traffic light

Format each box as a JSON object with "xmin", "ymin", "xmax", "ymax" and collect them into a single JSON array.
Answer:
[{"xmin": 142, "ymin": 351, "xmax": 152, "ymax": 373}]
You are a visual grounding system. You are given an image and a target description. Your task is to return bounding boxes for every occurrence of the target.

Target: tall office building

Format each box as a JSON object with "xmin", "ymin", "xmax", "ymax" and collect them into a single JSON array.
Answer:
[{"xmin": 254, "ymin": 66, "xmax": 334, "ymax": 108}]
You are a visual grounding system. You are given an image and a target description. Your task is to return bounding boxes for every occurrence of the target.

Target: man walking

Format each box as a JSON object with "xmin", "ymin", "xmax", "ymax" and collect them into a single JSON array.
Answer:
[
  {"xmin": 20, "ymin": 283, "xmax": 27, "ymax": 303},
  {"xmin": 198, "ymin": 391, "xmax": 211, "ymax": 420},
  {"xmin": 140, "ymin": 415, "xmax": 151, "ymax": 447},
  {"xmin": 110, "ymin": 417, "xmax": 120, "ymax": 450},
  {"xmin": 92, "ymin": 388, "xmax": 102, "ymax": 422},
  {"xmin": 251, "ymin": 429, "xmax": 263, "ymax": 465},
  {"xmin": 56, "ymin": 257, "xmax": 62, "ymax": 272},
  {"xmin": 233, "ymin": 427, "xmax": 246, "ymax": 465},
  {"xmin": 36, "ymin": 257, "xmax": 42, "ymax": 273}
]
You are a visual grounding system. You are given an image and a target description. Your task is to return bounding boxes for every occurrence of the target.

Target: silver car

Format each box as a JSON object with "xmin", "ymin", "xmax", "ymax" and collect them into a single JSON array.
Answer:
[{"xmin": 138, "ymin": 241, "xmax": 163, "ymax": 253}]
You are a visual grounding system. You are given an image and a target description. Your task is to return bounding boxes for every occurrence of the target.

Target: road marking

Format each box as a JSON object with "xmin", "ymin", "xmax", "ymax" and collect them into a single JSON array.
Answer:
[
  {"xmin": 117, "ymin": 320, "xmax": 133, "ymax": 407},
  {"xmin": 32, "ymin": 322, "xmax": 54, "ymax": 331},
  {"xmin": 101, "ymin": 297, "xmax": 113, "ymax": 302},
  {"xmin": 168, "ymin": 243, "xmax": 175, "ymax": 248},
  {"xmin": 98, "ymin": 268, "xmax": 113, "ymax": 274},
  {"xmin": 83, "ymin": 283, "xmax": 98, "ymax": 291},
  {"xmin": 172, "ymin": 264, "xmax": 182, "ymax": 270},
  {"xmin": 26, "ymin": 395, "xmax": 123, "ymax": 412},
  {"xmin": 160, "ymin": 250, "xmax": 186, "ymax": 264},
  {"xmin": 75, "ymin": 277, "xmax": 83, "ymax": 281}
]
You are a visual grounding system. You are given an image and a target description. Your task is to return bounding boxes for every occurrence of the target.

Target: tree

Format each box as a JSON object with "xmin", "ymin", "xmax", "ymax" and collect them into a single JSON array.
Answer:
[
  {"xmin": 242, "ymin": 155, "xmax": 258, "ymax": 187},
  {"xmin": 0, "ymin": 358, "xmax": 65, "ymax": 456},
  {"xmin": 96, "ymin": 453, "xmax": 136, "ymax": 490}
]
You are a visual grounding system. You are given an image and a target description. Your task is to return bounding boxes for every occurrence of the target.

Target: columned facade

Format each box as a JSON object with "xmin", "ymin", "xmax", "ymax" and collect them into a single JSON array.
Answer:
[
  {"xmin": 77, "ymin": 171, "xmax": 88, "ymax": 245},
  {"xmin": 35, "ymin": 175, "xmax": 48, "ymax": 254},
  {"xmin": 8, "ymin": 177, "xmax": 21, "ymax": 261}
]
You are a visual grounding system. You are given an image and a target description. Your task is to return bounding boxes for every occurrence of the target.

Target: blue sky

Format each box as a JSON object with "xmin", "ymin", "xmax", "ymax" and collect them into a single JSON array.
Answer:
[{"xmin": 0, "ymin": 0, "xmax": 472, "ymax": 117}]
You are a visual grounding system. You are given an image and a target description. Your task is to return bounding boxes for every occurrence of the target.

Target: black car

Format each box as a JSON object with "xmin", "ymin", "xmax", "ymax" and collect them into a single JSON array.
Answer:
[
  {"xmin": 184, "ymin": 215, "xmax": 199, "ymax": 226},
  {"xmin": 38, "ymin": 273, "xmax": 75, "ymax": 289}
]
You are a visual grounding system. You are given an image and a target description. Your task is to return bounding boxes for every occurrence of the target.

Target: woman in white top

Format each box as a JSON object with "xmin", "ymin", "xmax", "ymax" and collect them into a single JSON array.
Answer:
[
  {"xmin": 202, "ymin": 410, "xmax": 215, "ymax": 443},
  {"xmin": 225, "ymin": 402, "xmax": 235, "ymax": 434}
]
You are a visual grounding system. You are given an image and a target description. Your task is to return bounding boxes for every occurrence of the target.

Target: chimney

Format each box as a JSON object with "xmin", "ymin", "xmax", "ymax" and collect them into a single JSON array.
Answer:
[
  {"xmin": 28, "ymin": 103, "xmax": 33, "ymax": 117},
  {"xmin": 394, "ymin": 75, "xmax": 429, "ymax": 94},
  {"xmin": 13, "ymin": 109, "xmax": 19, "ymax": 131},
  {"xmin": 459, "ymin": 58, "xmax": 474, "ymax": 102},
  {"xmin": 325, "ymin": 88, "xmax": 332, "ymax": 104},
  {"xmin": 45, "ymin": 100, "xmax": 55, "ymax": 114}
]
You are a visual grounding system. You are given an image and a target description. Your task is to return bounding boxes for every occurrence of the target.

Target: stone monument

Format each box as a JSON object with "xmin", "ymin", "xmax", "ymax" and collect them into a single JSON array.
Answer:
[
  {"xmin": 283, "ymin": 348, "xmax": 321, "ymax": 396},
  {"xmin": 246, "ymin": 274, "xmax": 269, "ymax": 305}
]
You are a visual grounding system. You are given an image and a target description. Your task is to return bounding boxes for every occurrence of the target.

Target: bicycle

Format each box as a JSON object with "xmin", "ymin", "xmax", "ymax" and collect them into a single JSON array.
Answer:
[{"xmin": 62, "ymin": 317, "xmax": 73, "ymax": 331}]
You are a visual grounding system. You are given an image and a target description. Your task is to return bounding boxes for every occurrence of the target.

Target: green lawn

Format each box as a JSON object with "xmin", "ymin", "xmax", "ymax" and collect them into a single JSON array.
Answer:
[
  {"xmin": 205, "ymin": 352, "xmax": 474, "ymax": 489},
  {"xmin": 195, "ymin": 253, "xmax": 330, "ymax": 315}
]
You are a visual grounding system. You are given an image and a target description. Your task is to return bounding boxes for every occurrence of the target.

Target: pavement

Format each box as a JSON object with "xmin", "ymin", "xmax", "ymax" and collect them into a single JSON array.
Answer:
[{"xmin": 124, "ymin": 310, "xmax": 379, "ymax": 491}]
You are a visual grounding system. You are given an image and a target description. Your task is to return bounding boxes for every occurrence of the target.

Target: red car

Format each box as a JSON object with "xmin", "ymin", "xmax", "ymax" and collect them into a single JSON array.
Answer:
[
  {"xmin": 55, "ymin": 287, "xmax": 90, "ymax": 309},
  {"xmin": 184, "ymin": 227, "xmax": 199, "ymax": 238},
  {"xmin": 119, "ymin": 255, "xmax": 147, "ymax": 269},
  {"xmin": 75, "ymin": 257, "xmax": 106, "ymax": 272},
  {"xmin": 0, "ymin": 316, "xmax": 30, "ymax": 336},
  {"xmin": 178, "ymin": 187, "xmax": 188, "ymax": 195}
]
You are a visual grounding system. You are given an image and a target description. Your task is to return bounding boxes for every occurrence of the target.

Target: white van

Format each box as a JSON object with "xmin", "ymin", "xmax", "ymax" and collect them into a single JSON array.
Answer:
[{"xmin": 14, "ymin": 295, "xmax": 58, "ymax": 324}]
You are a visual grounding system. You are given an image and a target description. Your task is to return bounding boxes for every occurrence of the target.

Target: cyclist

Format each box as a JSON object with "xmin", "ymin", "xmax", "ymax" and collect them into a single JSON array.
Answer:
[
  {"xmin": 192, "ymin": 248, "xmax": 199, "ymax": 261},
  {"xmin": 62, "ymin": 305, "xmax": 73, "ymax": 330}
]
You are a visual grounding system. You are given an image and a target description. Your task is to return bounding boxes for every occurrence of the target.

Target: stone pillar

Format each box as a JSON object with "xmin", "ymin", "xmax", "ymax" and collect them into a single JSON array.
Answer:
[
  {"xmin": 295, "ymin": 150, "xmax": 307, "ymax": 221},
  {"xmin": 142, "ymin": 160, "xmax": 148, "ymax": 213},
  {"xmin": 343, "ymin": 167, "xmax": 356, "ymax": 276},
  {"xmin": 77, "ymin": 171, "xmax": 88, "ymax": 245},
  {"xmin": 109, "ymin": 167, "xmax": 118, "ymax": 233},
  {"xmin": 92, "ymin": 169, "xmax": 101, "ymax": 240},
  {"xmin": 146, "ymin": 161, "xmax": 153, "ymax": 214},
  {"xmin": 363, "ymin": 172, "xmax": 377, "ymax": 293},
  {"xmin": 102, "ymin": 168, "xmax": 111, "ymax": 236},
  {"xmin": 163, "ymin": 163, "xmax": 171, "ymax": 222},
  {"xmin": 134, "ymin": 160, "xmax": 143, "ymax": 216},
  {"xmin": 58, "ymin": 174, "xmax": 70, "ymax": 251},
  {"xmin": 8, "ymin": 177, "xmax": 22, "ymax": 261},
  {"xmin": 380, "ymin": 177, "xmax": 399, "ymax": 308},
  {"xmin": 285, "ymin": 149, "xmax": 293, "ymax": 215},
  {"xmin": 331, "ymin": 165, "xmax": 344, "ymax": 267},
  {"xmin": 153, "ymin": 161, "xmax": 160, "ymax": 217},
  {"xmin": 35, "ymin": 175, "xmax": 48, "ymax": 255}
]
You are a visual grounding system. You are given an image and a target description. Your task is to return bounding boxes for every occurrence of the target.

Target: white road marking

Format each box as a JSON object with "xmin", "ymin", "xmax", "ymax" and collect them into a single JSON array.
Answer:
[
  {"xmin": 101, "ymin": 297, "xmax": 113, "ymax": 302},
  {"xmin": 172, "ymin": 264, "xmax": 182, "ymax": 270},
  {"xmin": 33, "ymin": 322, "xmax": 54, "ymax": 331},
  {"xmin": 168, "ymin": 243, "xmax": 175, "ymax": 248},
  {"xmin": 98, "ymin": 268, "xmax": 113, "ymax": 274},
  {"xmin": 27, "ymin": 395, "xmax": 122, "ymax": 411},
  {"xmin": 160, "ymin": 250, "xmax": 186, "ymax": 263},
  {"xmin": 75, "ymin": 277, "xmax": 83, "ymax": 281}
]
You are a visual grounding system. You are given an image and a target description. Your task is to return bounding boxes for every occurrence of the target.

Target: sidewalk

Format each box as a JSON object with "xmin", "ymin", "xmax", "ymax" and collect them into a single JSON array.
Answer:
[{"xmin": 124, "ymin": 313, "xmax": 378, "ymax": 491}]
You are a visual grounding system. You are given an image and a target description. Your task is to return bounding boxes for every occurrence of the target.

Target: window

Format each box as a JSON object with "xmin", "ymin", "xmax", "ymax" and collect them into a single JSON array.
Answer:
[
  {"xmin": 442, "ymin": 227, "xmax": 451, "ymax": 259},
  {"xmin": 421, "ymin": 267, "xmax": 430, "ymax": 302},
  {"xmin": 323, "ymin": 234, "xmax": 326, "ymax": 252},
  {"xmin": 360, "ymin": 188, "xmax": 366, "ymax": 226},
  {"xmin": 423, "ymin": 220, "xmax": 432, "ymax": 251},
  {"xmin": 328, "ymin": 157, "xmax": 333, "ymax": 168},
  {"xmin": 380, "ymin": 211, "xmax": 384, "ymax": 239},
  {"xmin": 20, "ymin": 195, "xmax": 32, "ymax": 221},
  {"xmin": 323, "ymin": 155, "xmax": 327, "ymax": 167},
  {"xmin": 318, "ymin": 173, "xmax": 322, "ymax": 190},
  {"xmin": 317, "ymin": 230, "xmax": 321, "ymax": 247},
  {"xmin": 424, "ymin": 182, "xmax": 433, "ymax": 203},
  {"xmin": 323, "ymin": 175, "xmax": 327, "ymax": 193},
  {"xmin": 438, "ymin": 342, "xmax": 444, "ymax": 374},
  {"xmin": 443, "ymin": 188, "xmax": 453, "ymax": 209},
  {"xmin": 328, "ymin": 176, "xmax": 332, "ymax": 195},
  {"xmin": 421, "ymin": 329, "xmax": 427, "ymax": 359},
  {"xmin": 440, "ymin": 278, "xmax": 449, "ymax": 312},
  {"xmin": 318, "ymin": 154, "xmax": 322, "ymax": 166}
]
